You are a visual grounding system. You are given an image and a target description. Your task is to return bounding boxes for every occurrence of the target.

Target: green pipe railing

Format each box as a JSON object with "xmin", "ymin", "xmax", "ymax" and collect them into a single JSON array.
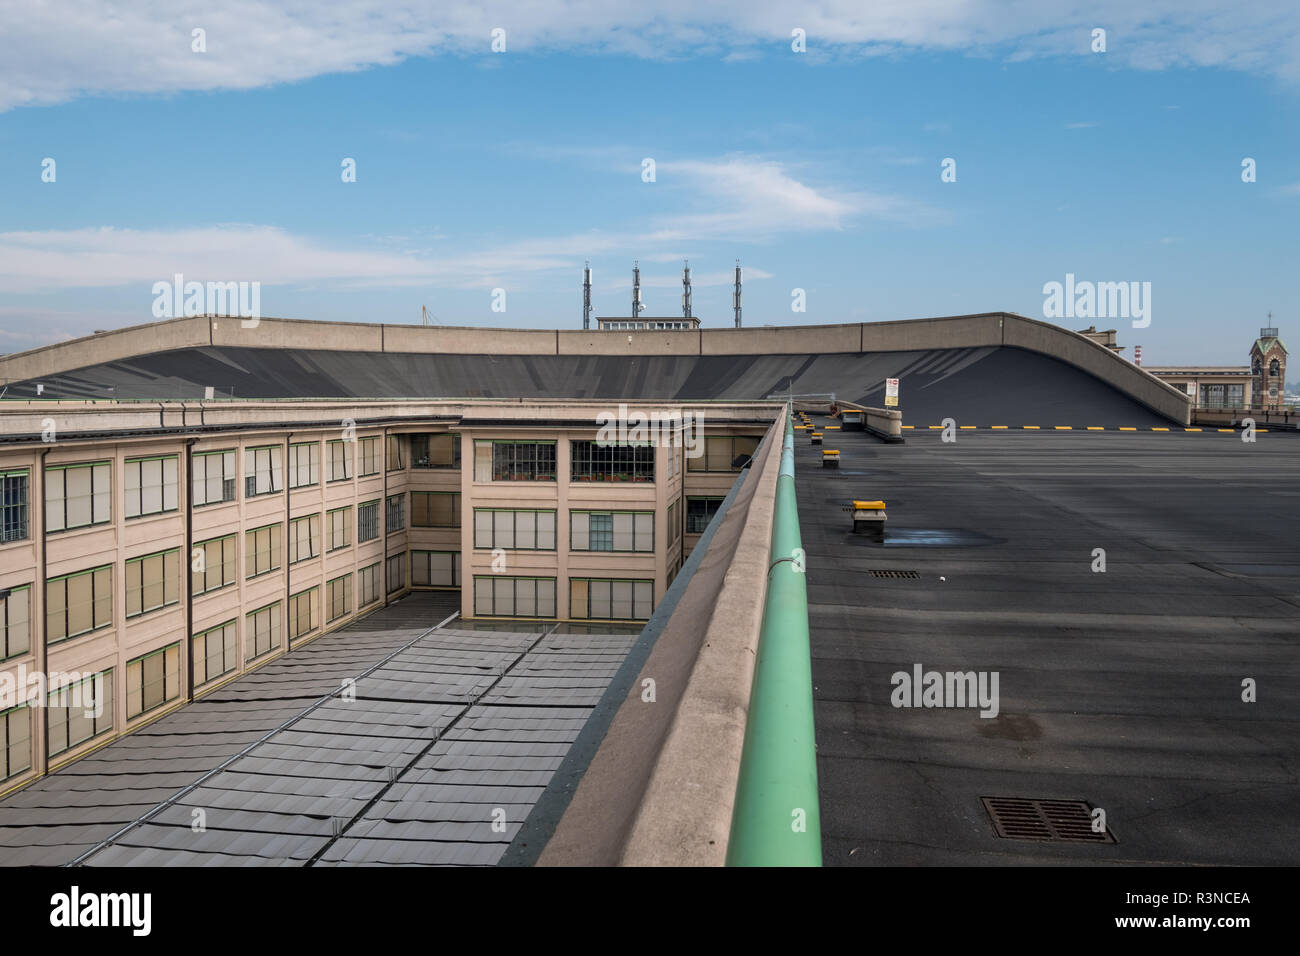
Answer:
[{"xmin": 726, "ymin": 408, "xmax": 822, "ymax": 866}]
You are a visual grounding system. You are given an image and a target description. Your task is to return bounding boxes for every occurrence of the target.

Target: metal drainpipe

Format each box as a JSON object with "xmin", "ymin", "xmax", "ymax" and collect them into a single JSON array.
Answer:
[
  {"xmin": 284, "ymin": 432, "xmax": 292, "ymax": 647},
  {"xmin": 38, "ymin": 447, "xmax": 50, "ymax": 776},
  {"xmin": 726, "ymin": 407, "xmax": 822, "ymax": 866},
  {"xmin": 381, "ymin": 427, "xmax": 389, "ymax": 606},
  {"xmin": 183, "ymin": 437, "xmax": 196, "ymax": 702}
]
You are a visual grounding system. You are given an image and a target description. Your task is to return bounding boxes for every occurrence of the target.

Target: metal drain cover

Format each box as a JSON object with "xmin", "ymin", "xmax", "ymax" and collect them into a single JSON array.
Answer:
[
  {"xmin": 981, "ymin": 797, "xmax": 1116, "ymax": 844},
  {"xmin": 870, "ymin": 569, "xmax": 920, "ymax": 579}
]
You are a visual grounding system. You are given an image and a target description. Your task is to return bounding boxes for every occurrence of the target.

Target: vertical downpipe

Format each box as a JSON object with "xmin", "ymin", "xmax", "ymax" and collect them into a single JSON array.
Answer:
[
  {"xmin": 184, "ymin": 439, "xmax": 196, "ymax": 701},
  {"xmin": 37, "ymin": 448, "xmax": 49, "ymax": 776},
  {"xmin": 382, "ymin": 427, "xmax": 389, "ymax": 606},
  {"xmin": 284, "ymin": 432, "xmax": 292, "ymax": 648}
]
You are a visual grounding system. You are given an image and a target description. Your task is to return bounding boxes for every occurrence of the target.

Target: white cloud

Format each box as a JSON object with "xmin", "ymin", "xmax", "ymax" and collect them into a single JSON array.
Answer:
[
  {"xmin": 0, "ymin": 155, "xmax": 892, "ymax": 293},
  {"xmin": 2, "ymin": 1, "xmax": 1298, "ymax": 112},
  {"xmin": 646, "ymin": 155, "xmax": 934, "ymax": 240}
]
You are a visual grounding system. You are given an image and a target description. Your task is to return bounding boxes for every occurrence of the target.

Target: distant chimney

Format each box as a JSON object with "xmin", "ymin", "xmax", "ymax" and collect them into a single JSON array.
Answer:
[{"xmin": 1134, "ymin": 345, "xmax": 1142, "ymax": 366}]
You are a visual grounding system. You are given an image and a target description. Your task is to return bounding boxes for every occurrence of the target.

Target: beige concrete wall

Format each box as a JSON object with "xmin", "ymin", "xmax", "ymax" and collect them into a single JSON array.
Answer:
[
  {"xmin": 701, "ymin": 323, "xmax": 860, "ymax": 355},
  {"xmin": 557, "ymin": 329, "xmax": 700, "ymax": 356},
  {"xmin": 383, "ymin": 324, "xmax": 557, "ymax": 356},
  {"xmin": 860, "ymin": 313, "xmax": 1003, "ymax": 352},
  {"xmin": 0, "ymin": 317, "xmax": 209, "ymax": 383},
  {"xmin": 210, "ymin": 316, "xmax": 384, "ymax": 352}
]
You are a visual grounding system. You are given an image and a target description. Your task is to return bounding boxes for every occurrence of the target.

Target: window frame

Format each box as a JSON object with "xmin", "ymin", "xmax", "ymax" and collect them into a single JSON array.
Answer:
[
  {"xmin": 244, "ymin": 444, "xmax": 283, "ymax": 498},
  {"xmin": 472, "ymin": 575, "xmax": 557, "ymax": 619},
  {"xmin": 358, "ymin": 499, "xmax": 380, "ymax": 542},
  {"xmin": 191, "ymin": 449, "xmax": 237, "ymax": 508},
  {"xmin": 244, "ymin": 522, "xmax": 282, "ymax": 580},
  {"xmin": 570, "ymin": 440, "xmax": 655, "ymax": 482},
  {"xmin": 288, "ymin": 513, "xmax": 321, "ymax": 565},
  {"xmin": 1, "ymin": 468, "xmax": 30, "ymax": 543},
  {"xmin": 288, "ymin": 441, "xmax": 320, "ymax": 490},
  {"xmin": 245, "ymin": 601, "xmax": 282, "ymax": 663},
  {"xmin": 47, "ymin": 668, "xmax": 114, "ymax": 758},
  {"xmin": 473, "ymin": 509, "xmax": 557, "ymax": 551},
  {"xmin": 1, "ymin": 584, "xmax": 32, "ymax": 661},
  {"xmin": 411, "ymin": 433, "xmax": 461, "ymax": 469},
  {"xmin": 569, "ymin": 577, "xmax": 654, "ymax": 621},
  {"xmin": 123, "ymin": 454, "xmax": 179, "ymax": 520},
  {"xmin": 124, "ymin": 547, "xmax": 180, "ymax": 620},
  {"xmin": 411, "ymin": 491, "xmax": 461, "ymax": 528},
  {"xmin": 569, "ymin": 510, "xmax": 654, "ymax": 553},
  {"xmin": 125, "ymin": 642, "xmax": 181, "ymax": 720},
  {"xmin": 685, "ymin": 496, "xmax": 726, "ymax": 534},
  {"xmin": 46, "ymin": 564, "xmax": 113, "ymax": 644},
  {"xmin": 192, "ymin": 619, "xmax": 239, "ymax": 689},
  {"xmin": 191, "ymin": 533, "xmax": 238, "ymax": 597},
  {"xmin": 411, "ymin": 551, "xmax": 461, "ymax": 588},
  {"xmin": 45, "ymin": 460, "xmax": 112, "ymax": 533}
]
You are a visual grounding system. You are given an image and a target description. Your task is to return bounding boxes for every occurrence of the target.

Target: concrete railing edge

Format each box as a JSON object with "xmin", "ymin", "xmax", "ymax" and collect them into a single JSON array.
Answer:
[{"xmin": 616, "ymin": 410, "xmax": 787, "ymax": 866}]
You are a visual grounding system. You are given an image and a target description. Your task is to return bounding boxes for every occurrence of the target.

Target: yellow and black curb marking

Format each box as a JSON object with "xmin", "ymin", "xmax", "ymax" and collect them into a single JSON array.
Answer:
[{"xmin": 900, "ymin": 425, "xmax": 1266, "ymax": 433}]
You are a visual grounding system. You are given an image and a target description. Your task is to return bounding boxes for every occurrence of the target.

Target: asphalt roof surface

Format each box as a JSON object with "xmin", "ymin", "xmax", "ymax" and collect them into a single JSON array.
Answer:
[
  {"xmin": 800, "ymin": 417, "xmax": 1300, "ymax": 864},
  {"xmin": 6, "ymin": 345, "xmax": 1171, "ymax": 427},
  {"xmin": 0, "ymin": 592, "xmax": 640, "ymax": 867}
]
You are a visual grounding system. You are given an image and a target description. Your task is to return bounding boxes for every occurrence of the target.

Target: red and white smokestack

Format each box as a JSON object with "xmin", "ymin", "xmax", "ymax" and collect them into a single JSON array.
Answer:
[{"xmin": 1134, "ymin": 345, "xmax": 1142, "ymax": 366}]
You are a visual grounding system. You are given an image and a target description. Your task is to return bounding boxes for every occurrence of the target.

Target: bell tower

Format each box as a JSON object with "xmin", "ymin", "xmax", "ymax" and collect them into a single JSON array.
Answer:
[{"xmin": 1250, "ymin": 318, "xmax": 1287, "ymax": 408}]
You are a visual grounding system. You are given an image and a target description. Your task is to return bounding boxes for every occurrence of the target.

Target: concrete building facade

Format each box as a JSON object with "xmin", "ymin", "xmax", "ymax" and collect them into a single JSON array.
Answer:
[{"xmin": 0, "ymin": 398, "xmax": 774, "ymax": 795}]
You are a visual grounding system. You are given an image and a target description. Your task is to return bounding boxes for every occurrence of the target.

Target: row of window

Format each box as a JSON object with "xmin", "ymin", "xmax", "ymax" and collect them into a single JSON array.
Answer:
[
  {"xmin": 0, "ymin": 532, "xmax": 407, "ymax": 654},
  {"xmin": 0, "ymin": 434, "xmax": 754, "ymax": 545},
  {"xmin": 0, "ymin": 434, "xmax": 456, "ymax": 543},
  {"xmin": 473, "ymin": 576, "xmax": 655, "ymax": 621},
  {"xmin": 471, "ymin": 438, "xmax": 755, "ymax": 483},
  {"xmin": 1, "ymin": 494, "xmax": 710, "ymax": 656}
]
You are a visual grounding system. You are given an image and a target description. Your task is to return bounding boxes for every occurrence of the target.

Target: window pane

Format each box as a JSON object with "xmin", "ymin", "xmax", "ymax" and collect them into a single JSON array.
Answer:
[{"xmin": 591, "ymin": 580, "xmax": 611, "ymax": 619}]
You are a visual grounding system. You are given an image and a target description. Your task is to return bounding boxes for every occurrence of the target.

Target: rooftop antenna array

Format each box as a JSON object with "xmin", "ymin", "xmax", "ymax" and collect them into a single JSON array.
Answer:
[
  {"xmin": 582, "ymin": 262, "xmax": 593, "ymax": 330},
  {"xmin": 733, "ymin": 260, "xmax": 743, "ymax": 328},
  {"xmin": 632, "ymin": 261, "xmax": 645, "ymax": 316},
  {"xmin": 682, "ymin": 259, "xmax": 692, "ymax": 319}
]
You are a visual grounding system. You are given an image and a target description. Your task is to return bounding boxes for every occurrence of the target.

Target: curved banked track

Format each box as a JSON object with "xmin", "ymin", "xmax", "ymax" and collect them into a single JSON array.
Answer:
[{"xmin": 3, "ymin": 345, "xmax": 1174, "ymax": 427}]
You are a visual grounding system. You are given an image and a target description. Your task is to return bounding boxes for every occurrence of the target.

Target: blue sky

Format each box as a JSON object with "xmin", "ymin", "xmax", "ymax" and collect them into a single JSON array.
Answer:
[{"xmin": 0, "ymin": 1, "xmax": 1297, "ymax": 364}]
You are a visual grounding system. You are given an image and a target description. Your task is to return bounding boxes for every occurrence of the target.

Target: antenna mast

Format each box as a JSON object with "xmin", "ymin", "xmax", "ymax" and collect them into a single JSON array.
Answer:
[
  {"xmin": 682, "ymin": 259, "xmax": 692, "ymax": 319},
  {"xmin": 582, "ymin": 262, "xmax": 593, "ymax": 330},
  {"xmin": 733, "ymin": 260, "xmax": 743, "ymax": 328}
]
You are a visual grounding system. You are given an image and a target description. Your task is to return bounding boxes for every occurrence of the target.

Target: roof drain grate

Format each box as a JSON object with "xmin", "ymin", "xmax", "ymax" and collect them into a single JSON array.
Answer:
[
  {"xmin": 981, "ymin": 797, "xmax": 1117, "ymax": 844},
  {"xmin": 870, "ymin": 569, "xmax": 920, "ymax": 579}
]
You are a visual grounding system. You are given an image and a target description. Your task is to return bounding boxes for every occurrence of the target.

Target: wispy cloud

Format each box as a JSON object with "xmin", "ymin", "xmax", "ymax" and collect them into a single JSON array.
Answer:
[
  {"xmin": 0, "ymin": 155, "xmax": 892, "ymax": 293},
  {"xmin": 2, "ymin": 1, "xmax": 1299, "ymax": 112},
  {"xmin": 1064, "ymin": 121, "xmax": 1099, "ymax": 129}
]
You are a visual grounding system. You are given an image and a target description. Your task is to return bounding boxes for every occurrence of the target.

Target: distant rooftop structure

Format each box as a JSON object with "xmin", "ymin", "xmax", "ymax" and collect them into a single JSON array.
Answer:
[
  {"xmin": 1075, "ymin": 325, "xmax": 1124, "ymax": 354},
  {"xmin": 585, "ymin": 259, "xmax": 731, "ymax": 329},
  {"xmin": 596, "ymin": 316, "xmax": 700, "ymax": 330}
]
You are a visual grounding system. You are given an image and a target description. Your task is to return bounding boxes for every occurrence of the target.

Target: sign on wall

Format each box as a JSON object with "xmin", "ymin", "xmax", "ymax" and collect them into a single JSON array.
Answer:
[{"xmin": 885, "ymin": 378, "xmax": 900, "ymax": 407}]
